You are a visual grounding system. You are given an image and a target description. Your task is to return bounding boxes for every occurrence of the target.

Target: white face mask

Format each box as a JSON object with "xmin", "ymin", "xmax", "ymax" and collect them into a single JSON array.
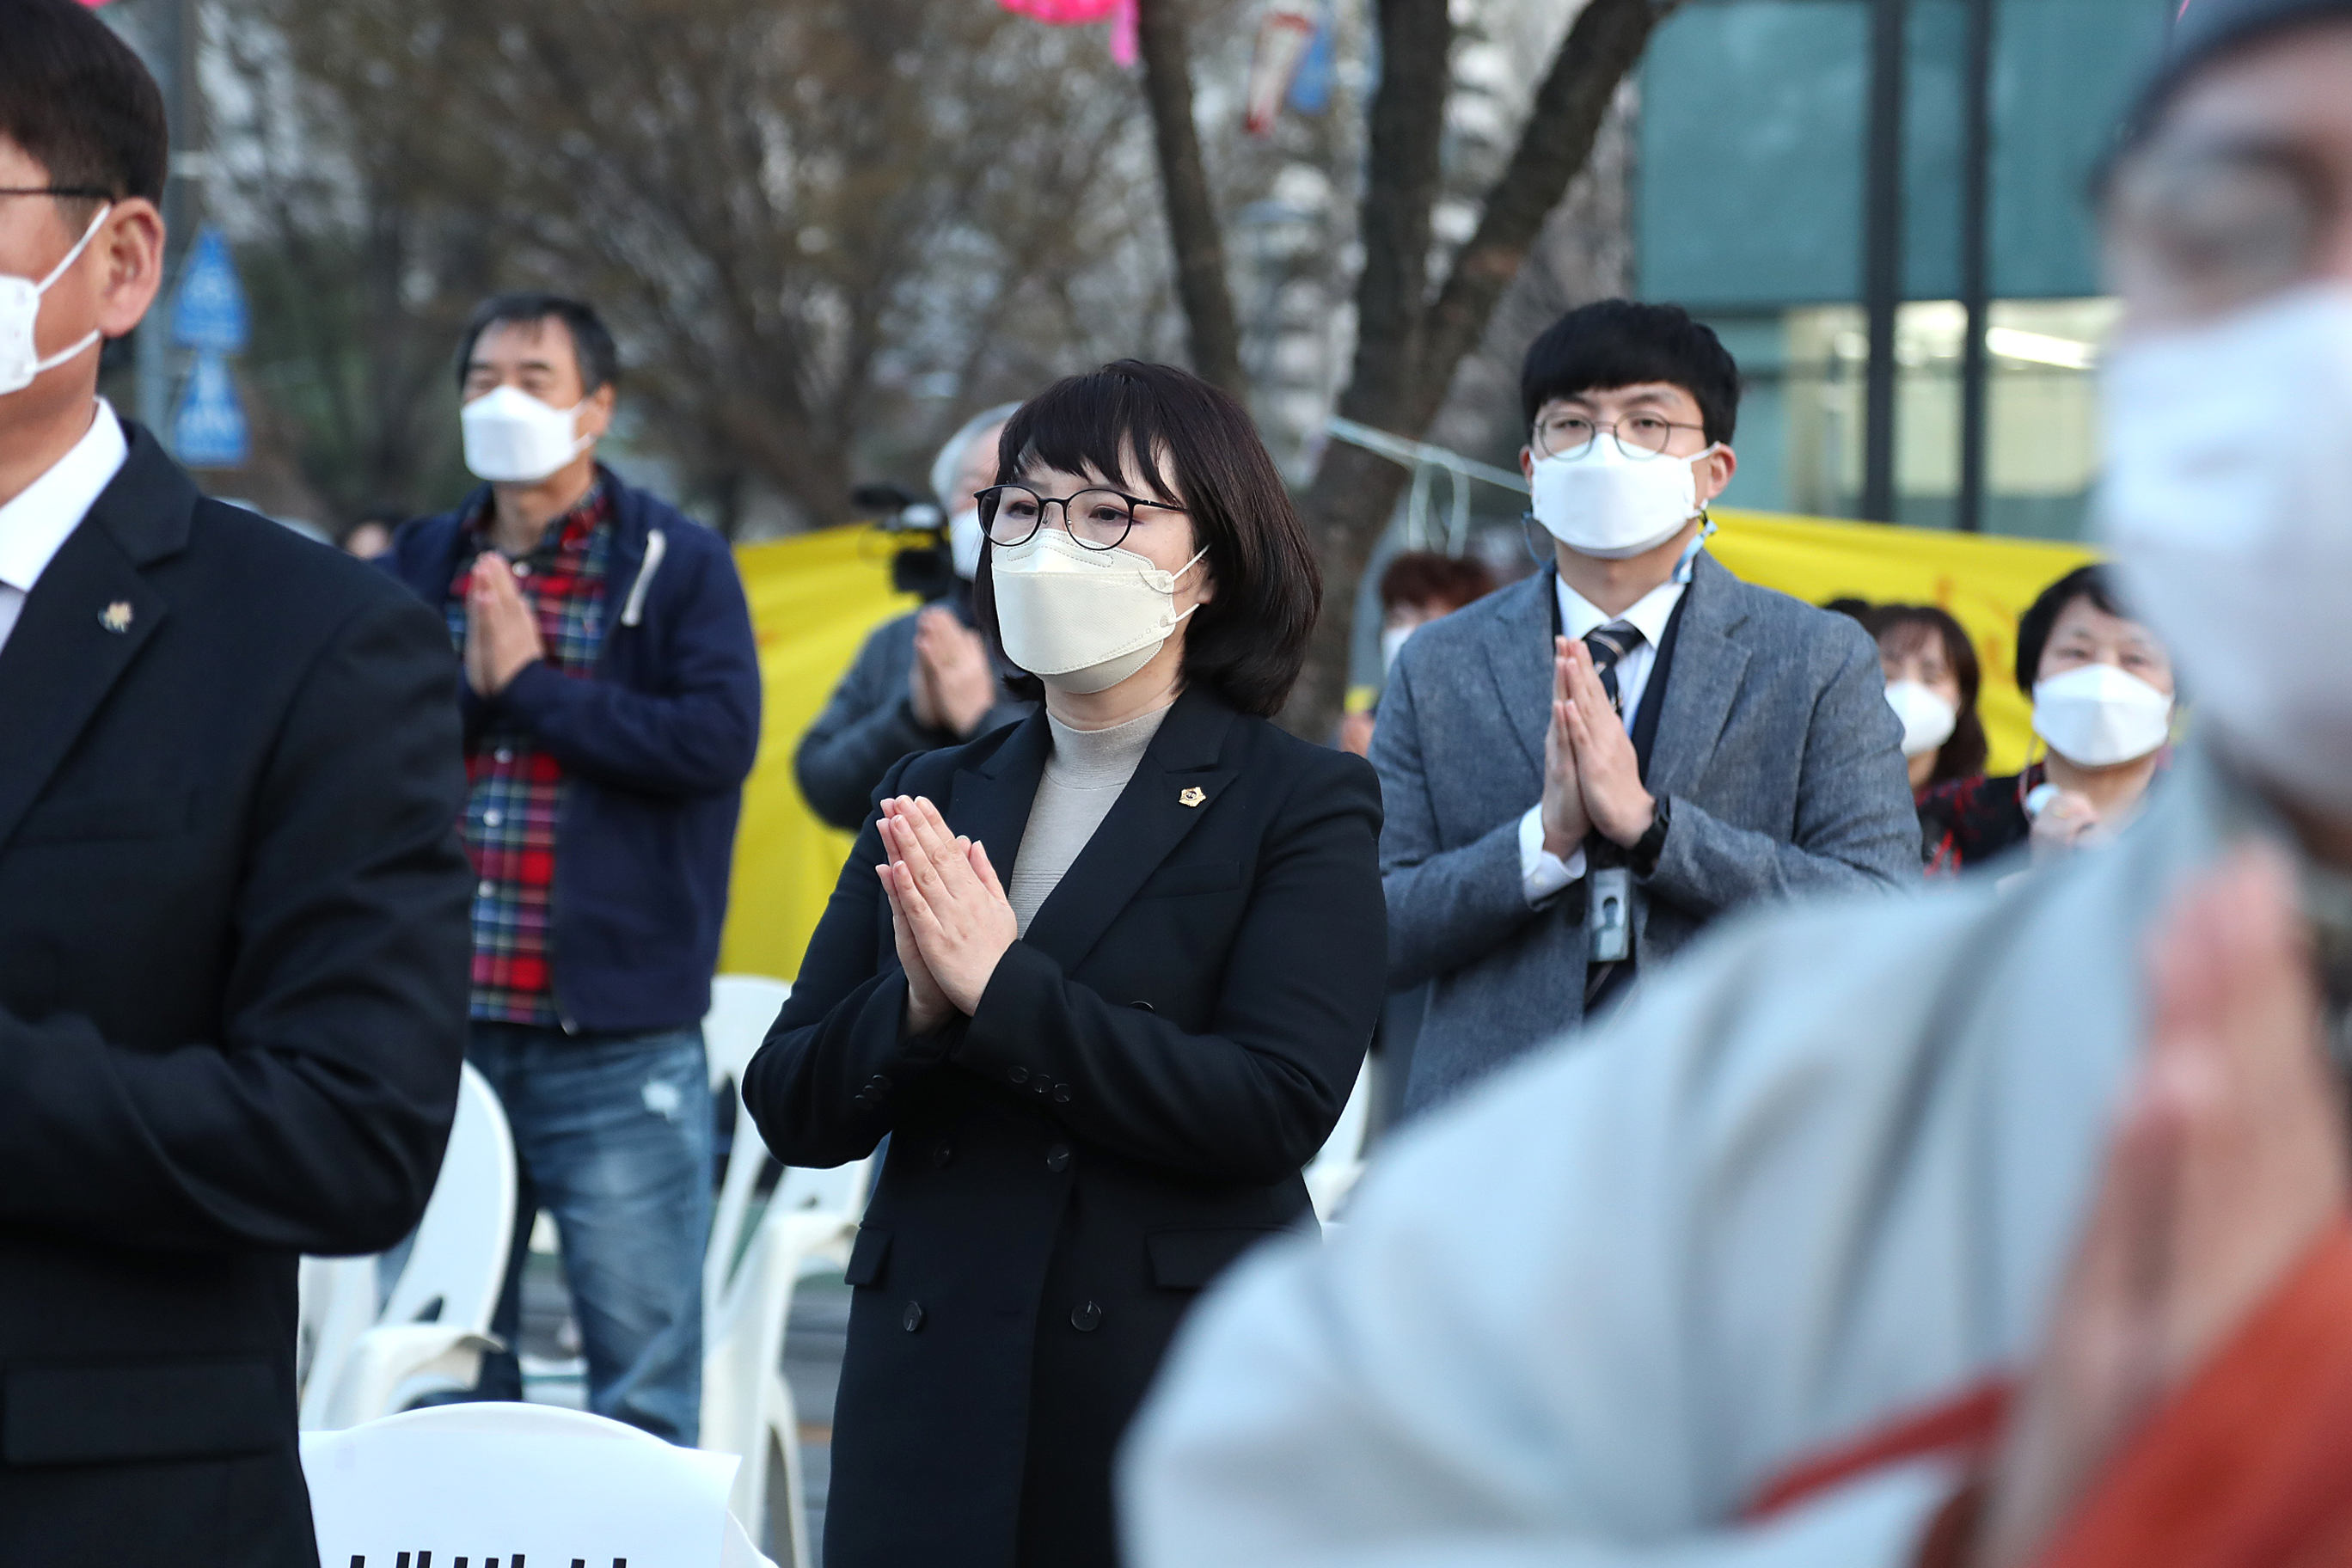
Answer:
[
  {"xmin": 2100, "ymin": 282, "xmax": 2352, "ymax": 812},
  {"xmin": 989, "ymin": 529, "xmax": 1207, "ymax": 695},
  {"xmin": 1380, "ymin": 622, "xmax": 1416, "ymax": 674},
  {"xmin": 946, "ymin": 506, "xmax": 985, "ymax": 580},
  {"xmin": 1883, "ymin": 680, "xmax": 1957, "ymax": 759},
  {"xmin": 0, "ymin": 204, "xmax": 110, "ymax": 397},
  {"xmin": 2031, "ymin": 663, "xmax": 2173, "ymax": 769},
  {"xmin": 462, "ymin": 384, "xmax": 592, "ymax": 483},
  {"xmin": 1528, "ymin": 438, "xmax": 1718, "ymax": 560}
]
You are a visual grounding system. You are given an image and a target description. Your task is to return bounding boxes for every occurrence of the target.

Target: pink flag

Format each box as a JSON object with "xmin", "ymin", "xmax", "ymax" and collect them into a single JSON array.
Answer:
[{"xmin": 999, "ymin": 0, "xmax": 1138, "ymax": 66}]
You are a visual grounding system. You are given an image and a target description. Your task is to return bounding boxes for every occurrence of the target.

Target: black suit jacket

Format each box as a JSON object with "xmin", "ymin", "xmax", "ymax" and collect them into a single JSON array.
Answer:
[
  {"xmin": 744, "ymin": 683, "xmax": 1386, "ymax": 1568},
  {"xmin": 0, "ymin": 428, "xmax": 473, "ymax": 1565}
]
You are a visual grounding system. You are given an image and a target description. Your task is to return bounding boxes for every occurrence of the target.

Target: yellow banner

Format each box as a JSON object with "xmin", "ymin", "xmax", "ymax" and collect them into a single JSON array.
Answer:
[
  {"xmin": 720, "ymin": 511, "xmax": 2098, "ymax": 979},
  {"xmin": 1707, "ymin": 509, "xmax": 2097, "ymax": 775},
  {"xmin": 718, "ymin": 526, "xmax": 917, "ymax": 979}
]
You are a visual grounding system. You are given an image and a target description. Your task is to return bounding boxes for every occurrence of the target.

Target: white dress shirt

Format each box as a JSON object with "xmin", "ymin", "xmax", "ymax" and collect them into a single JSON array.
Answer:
[
  {"xmin": 0, "ymin": 400, "xmax": 128, "ymax": 655},
  {"xmin": 1517, "ymin": 568, "xmax": 1689, "ymax": 903}
]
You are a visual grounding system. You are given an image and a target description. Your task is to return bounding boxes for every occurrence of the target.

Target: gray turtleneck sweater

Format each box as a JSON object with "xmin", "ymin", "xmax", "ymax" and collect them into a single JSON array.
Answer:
[{"xmin": 1007, "ymin": 705, "xmax": 1173, "ymax": 934}]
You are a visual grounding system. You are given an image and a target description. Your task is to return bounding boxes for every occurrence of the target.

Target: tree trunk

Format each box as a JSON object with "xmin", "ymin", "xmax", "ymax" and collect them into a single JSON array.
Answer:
[
  {"xmin": 1284, "ymin": 0, "xmax": 1686, "ymax": 741},
  {"xmin": 1135, "ymin": 0, "xmax": 1248, "ymax": 401}
]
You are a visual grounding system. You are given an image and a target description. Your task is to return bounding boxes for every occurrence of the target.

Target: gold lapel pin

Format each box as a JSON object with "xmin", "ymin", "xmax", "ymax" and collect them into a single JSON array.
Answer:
[
  {"xmin": 99, "ymin": 601, "xmax": 133, "ymax": 634},
  {"xmin": 1179, "ymin": 786, "xmax": 1206, "ymax": 808}
]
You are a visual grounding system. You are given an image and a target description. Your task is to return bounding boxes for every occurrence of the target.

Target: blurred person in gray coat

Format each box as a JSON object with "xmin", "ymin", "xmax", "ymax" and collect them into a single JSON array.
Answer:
[
  {"xmin": 1371, "ymin": 302, "xmax": 1917, "ymax": 1113},
  {"xmin": 795, "ymin": 402, "xmax": 1033, "ymax": 828}
]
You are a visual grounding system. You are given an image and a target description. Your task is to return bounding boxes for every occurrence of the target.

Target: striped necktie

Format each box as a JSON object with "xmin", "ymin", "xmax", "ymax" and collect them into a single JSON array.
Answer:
[{"xmin": 1583, "ymin": 622, "xmax": 1646, "ymax": 717}]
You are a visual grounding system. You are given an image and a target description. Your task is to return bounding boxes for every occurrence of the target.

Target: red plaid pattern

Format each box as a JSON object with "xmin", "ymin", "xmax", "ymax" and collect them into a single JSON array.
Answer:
[{"xmin": 446, "ymin": 482, "xmax": 616, "ymax": 1024}]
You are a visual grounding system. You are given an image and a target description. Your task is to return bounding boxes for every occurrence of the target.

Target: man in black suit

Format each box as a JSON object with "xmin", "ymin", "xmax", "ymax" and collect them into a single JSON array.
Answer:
[{"xmin": 0, "ymin": 5, "xmax": 474, "ymax": 1561}]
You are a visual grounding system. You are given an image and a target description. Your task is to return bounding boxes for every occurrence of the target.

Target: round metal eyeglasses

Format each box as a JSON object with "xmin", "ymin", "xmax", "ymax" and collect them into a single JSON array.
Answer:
[
  {"xmin": 1532, "ymin": 413, "xmax": 1706, "ymax": 461},
  {"xmin": 977, "ymin": 484, "xmax": 1188, "ymax": 551}
]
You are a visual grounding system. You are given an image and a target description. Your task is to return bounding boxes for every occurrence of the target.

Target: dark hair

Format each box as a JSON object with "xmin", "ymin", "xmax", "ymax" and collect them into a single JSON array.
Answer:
[
  {"xmin": 2015, "ymin": 564, "xmax": 2126, "ymax": 690},
  {"xmin": 972, "ymin": 360, "xmax": 1320, "ymax": 718},
  {"xmin": 455, "ymin": 293, "xmax": 620, "ymax": 395},
  {"xmin": 1871, "ymin": 603, "xmax": 1988, "ymax": 785},
  {"xmin": 0, "ymin": 0, "xmax": 168, "ymax": 210},
  {"xmin": 1380, "ymin": 551, "xmax": 1497, "ymax": 616},
  {"xmin": 1520, "ymin": 299, "xmax": 1741, "ymax": 446},
  {"xmin": 1822, "ymin": 596, "xmax": 1874, "ymax": 622}
]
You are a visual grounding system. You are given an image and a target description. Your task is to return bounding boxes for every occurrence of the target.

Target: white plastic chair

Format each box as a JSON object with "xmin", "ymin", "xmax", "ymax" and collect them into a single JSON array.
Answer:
[
  {"xmin": 1305, "ymin": 1053, "xmax": 1375, "ymax": 1222},
  {"xmin": 704, "ymin": 972, "xmax": 796, "ymax": 1307},
  {"xmin": 701, "ymin": 1154, "xmax": 873, "ymax": 1567},
  {"xmin": 697, "ymin": 975, "xmax": 881, "ymax": 1562},
  {"xmin": 303, "ymin": 1402, "xmax": 774, "ymax": 1568},
  {"xmin": 301, "ymin": 1061, "xmax": 519, "ymax": 1430}
]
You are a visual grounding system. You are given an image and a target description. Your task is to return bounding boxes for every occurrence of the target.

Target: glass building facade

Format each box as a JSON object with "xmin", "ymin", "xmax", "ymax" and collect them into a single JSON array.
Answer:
[{"xmin": 1637, "ymin": 0, "xmax": 2172, "ymax": 539}]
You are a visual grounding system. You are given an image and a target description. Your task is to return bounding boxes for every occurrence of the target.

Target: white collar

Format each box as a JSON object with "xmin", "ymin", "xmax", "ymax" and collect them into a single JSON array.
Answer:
[
  {"xmin": 1554, "ymin": 569, "xmax": 1686, "ymax": 648},
  {"xmin": 0, "ymin": 399, "xmax": 127, "ymax": 595}
]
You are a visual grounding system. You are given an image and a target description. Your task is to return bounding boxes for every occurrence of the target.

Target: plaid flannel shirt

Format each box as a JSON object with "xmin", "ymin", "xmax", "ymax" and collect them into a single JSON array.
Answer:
[{"xmin": 445, "ymin": 481, "xmax": 615, "ymax": 1025}]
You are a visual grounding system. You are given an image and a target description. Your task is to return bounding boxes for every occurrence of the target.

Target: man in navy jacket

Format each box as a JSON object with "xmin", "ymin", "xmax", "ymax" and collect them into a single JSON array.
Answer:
[{"xmin": 384, "ymin": 293, "xmax": 761, "ymax": 1442}]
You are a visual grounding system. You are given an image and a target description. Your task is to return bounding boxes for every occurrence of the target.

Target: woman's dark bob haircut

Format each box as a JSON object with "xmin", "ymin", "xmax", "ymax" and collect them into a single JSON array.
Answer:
[{"xmin": 972, "ymin": 360, "xmax": 1321, "ymax": 718}]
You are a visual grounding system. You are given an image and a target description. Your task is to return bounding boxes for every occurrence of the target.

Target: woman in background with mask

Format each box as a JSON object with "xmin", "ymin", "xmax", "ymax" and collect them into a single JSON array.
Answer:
[
  {"xmin": 1918, "ymin": 565, "xmax": 2175, "ymax": 874},
  {"xmin": 1870, "ymin": 603, "xmax": 1989, "ymax": 798},
  {"xmin": 1337, "ymin": 549, "xmax": 1498, "ymax": 757},
  {"xmin": 744, "ymin": 361, "xmax": 1384, "ymax": 1568}
]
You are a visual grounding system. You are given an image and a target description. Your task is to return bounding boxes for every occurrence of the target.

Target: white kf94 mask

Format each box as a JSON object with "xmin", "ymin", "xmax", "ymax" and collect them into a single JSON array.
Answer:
[
  {"xmin": 2101, "ymin": 283, "xmax": 2352, "ymax": 812},
  {"xmin": 989, "ymin": 530, "xmax": 1208, "ymax": 694},
  {"xmin": 1883, "ymin": 680, "xmax": 1958, "ymax": 759},
  {"xmin": 0, "ymin": 204, "xmax": 110, "ymax": 396},
  {"xmin": 2031, "ymin": 664, "xmax": 2173, "ymax": 769},
  {"xmin": 1529, "ymin": 438, "xmax": 1719, "ymax": 560},
  {"xmin": 462, "ymin": 385, "xmax": 592, "ymax": 484}
]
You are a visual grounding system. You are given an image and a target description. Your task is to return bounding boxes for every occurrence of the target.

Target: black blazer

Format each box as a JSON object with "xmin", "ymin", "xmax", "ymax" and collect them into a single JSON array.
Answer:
[
  {"xmin": 0, "ymin": 429, "xmax": 474, "ymax": 1566},
  {"xmin": 745, "ymin": 684, "xmax": 1385, "ymax": 1568}
]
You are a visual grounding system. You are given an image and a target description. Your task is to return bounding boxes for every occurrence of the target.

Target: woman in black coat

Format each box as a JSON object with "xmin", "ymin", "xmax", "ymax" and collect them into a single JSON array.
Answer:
[{"xmin": 744, "ymin": 362, "xmax": 1385, "ymax": 1568}]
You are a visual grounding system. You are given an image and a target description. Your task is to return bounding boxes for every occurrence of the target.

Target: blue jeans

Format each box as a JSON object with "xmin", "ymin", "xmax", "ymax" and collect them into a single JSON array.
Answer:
[{"xmin": 464, "ymin": 1022, "xmax": 713, "ymax": 1444}]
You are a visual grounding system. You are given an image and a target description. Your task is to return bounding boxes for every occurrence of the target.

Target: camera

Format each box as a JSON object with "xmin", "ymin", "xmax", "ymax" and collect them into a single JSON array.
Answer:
[{"xmin": 854, "ymin": 482, "xmax": 958, "ymax": 603}]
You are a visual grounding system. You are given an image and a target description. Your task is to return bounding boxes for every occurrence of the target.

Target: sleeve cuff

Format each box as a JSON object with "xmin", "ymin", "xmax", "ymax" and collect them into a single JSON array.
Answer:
[{"xmin": 1518, "ymin": 805, "xmax": 1585, "ymax": 906}]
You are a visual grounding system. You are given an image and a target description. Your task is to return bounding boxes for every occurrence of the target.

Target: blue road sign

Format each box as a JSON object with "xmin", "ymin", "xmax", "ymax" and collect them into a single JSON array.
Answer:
[
  {"xmin": 172, "ymin": 228, "xmax": 249, "ymax": 352},
  {"xmin": 174, "ymin": 351, "xmax": 248, "ymax": 468}
]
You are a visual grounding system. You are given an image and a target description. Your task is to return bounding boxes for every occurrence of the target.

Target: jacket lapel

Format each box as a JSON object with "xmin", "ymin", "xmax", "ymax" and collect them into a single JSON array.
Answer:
[
  {"xmin": 1479, "ymin": 570, "xmax": 1554, "ymax": 774},
  {"xmin": 1020, "ymin": 685, "xmax": 1239, "ymax": 974},
  {"xmin": 1642, "ymin": 554, "xmax": 1751, "ymax": 805},
  {"xmin": 947, "ymin": 708, "xmax": 1051, "ymax": 879},
  {"xmin": 0, "ymin": 427, "xmax": 188, "ymax": 850}
]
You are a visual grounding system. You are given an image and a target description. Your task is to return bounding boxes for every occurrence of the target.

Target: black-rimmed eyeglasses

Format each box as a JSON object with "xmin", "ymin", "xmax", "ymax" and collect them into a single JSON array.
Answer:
[
  {"xmin": 977, "ymin": 484, "xmax": 1188, "ymax": 551},
  {"xmin": 0, "ymin": 187, "xmax": 117, "ymax": 201}
]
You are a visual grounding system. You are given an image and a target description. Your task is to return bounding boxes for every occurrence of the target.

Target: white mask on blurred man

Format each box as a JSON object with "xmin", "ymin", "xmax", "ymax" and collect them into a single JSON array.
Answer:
[
  {"xmin": 0, "ymin": 204, "xmax": 108, "ymax": 396},
  {"xmin": 462, "ymin": 385, "xmax": 591, "ymax": 484},
  {"xmin": 947, "ymin": 506, "xmax": 986, "ymax": 580},
  {"xmin": 2031, "ymin": 664, "xmax": 2173, "ymax": 768},
  {"xmin": 2101, "ymin": 282, "xmax": 2352, "ymax": 809},
  {"xmin": 1529, "ymin": 438, "xmax": 1718, "ymax": 560},
  {"xmin": 1883, "ymin": 680, "xmax": 1957, "ymax": 759}
]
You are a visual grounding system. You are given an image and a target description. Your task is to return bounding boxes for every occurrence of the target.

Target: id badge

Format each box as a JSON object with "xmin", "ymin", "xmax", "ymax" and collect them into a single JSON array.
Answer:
[{"xmin": 1587, "ymin": 867, "xmax": 1632, "ymax": 964}]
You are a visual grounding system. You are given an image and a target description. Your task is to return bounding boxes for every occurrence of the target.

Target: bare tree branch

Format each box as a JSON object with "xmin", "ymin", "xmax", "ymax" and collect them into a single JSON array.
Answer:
[{"xmin": 1136, "ymin": 0, "xmax": 1247, "ymax": 399}]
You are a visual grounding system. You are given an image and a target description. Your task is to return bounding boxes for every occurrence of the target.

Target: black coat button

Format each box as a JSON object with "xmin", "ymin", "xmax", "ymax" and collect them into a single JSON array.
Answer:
[
  {"xmin": 1045, "ymin": 1143, "xmax": 1071, "ymax": 1173},
  {"xmin": 1008, "ymin": 1065, "xmax": 1030, "ymax": 1084},
  {"xmin": 1071, "ymin": 1300, "xmax": 1102, "ymax": 1332},
  {"xmin": 1052, "ymin": 1084, "xmax": 1071, "ymax": 1104},
  {"xmin": 852, "ymin": 1093, "xmax": 872, "ymax": 1108},
  {"xmin": 1129, "ymin": 1000, "xmax": 1155, "ymax": 1012},
  {"xmin": 1031, "ymin": 1076, "xmax": 1051, "ymax": 1096},
  {"xmin": 868, "ymin": 1074, "xmax": 891, "ymax": 1092},
  {"xmin": 930, "ymin": 1141, "xmax": 953, "ymax": 1169},
  {"xmin": 903, "ymin": 1301, "xmax": 925, "ymax": 1332}
]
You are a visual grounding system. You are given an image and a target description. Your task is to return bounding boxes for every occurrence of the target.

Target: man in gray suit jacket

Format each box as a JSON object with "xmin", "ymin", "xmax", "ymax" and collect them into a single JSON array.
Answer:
[{"xmin": 1373, "ymin": 301, "xmax": 1917, "ymax": 1111}]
